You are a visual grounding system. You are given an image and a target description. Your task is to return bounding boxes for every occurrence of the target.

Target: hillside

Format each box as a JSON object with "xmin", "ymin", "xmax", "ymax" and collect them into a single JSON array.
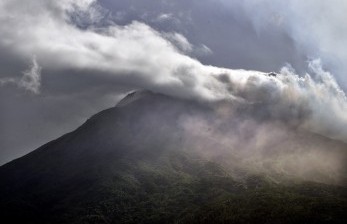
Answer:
[{"xmin": 0, "ymin": 91, "xmax": 346, "ymax": 224}]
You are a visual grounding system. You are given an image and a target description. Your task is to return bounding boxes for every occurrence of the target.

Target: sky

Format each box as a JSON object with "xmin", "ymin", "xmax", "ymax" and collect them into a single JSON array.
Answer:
[{"xmin": 1, "ymin": 0, "xmax": 347, "ymax": 165}]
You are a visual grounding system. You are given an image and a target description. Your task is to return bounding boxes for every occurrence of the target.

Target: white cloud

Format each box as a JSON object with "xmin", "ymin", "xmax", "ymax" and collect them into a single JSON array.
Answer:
[
  {"xmin": 156, "ymin": 13, "xmax": 174, "ymax": 22},
  {"xmin": 1, "ymin": 0, "xmax": 347, "ymax": 144},
  {"xmin": 194, "ymin": 44, "xmax": 213, "ymax": 56},
  {"xmin": 0, "ymin": 0, "xmax": 225, "ymax": 100},
  {"xmin": 162, "ymin": 32, "xmax": 193, "ymax": 53},
  {"xmin": 0, "ymin": 57, "xmax": 41, "ymax": 94},
  {"xmin": 19, "ymin": 57, "xmax": 42, "ymax": 94}
]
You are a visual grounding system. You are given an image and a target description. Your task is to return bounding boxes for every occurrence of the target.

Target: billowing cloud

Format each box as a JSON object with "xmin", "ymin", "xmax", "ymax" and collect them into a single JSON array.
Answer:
[
  {"xmin": 0, "ymin": 0, "xmax": 223, "ymax": 100},
  {"xmin": 1, "ymin": 0, "xmax": 347, "ymax": 164}
]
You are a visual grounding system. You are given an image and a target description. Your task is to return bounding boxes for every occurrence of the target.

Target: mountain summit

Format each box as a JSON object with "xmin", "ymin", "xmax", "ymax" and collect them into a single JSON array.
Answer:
[{"xmin": 1, "ymin": 91, "xmax": 346, "ymax": 224}]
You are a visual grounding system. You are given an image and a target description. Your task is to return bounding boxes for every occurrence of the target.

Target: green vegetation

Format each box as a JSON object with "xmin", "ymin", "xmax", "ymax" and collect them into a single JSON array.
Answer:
[
  {"xmin": 1, "ymin": 93, "xmax": 346, "ymax": 224},
  {"xmin": 2, "ymin": 149, "xmax": 345, "ymax": 224}
]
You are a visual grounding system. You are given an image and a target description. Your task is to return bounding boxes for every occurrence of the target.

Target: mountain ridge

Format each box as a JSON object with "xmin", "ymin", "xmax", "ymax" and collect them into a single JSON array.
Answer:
[{"xmin": 0, "ymin": 91, "xmax": 346, "ymax": 224}]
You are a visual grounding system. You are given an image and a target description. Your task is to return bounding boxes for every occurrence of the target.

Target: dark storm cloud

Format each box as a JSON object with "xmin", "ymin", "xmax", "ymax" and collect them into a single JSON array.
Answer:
[{"xmin": 0, "ymin": 0, "xmax": 347, "ymax": 165}]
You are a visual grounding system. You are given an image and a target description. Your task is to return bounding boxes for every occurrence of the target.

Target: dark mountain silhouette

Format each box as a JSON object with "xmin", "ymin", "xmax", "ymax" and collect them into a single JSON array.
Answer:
[{"xmin": 0, "ymin": 91, "xmax": 346, "ymax": 224}]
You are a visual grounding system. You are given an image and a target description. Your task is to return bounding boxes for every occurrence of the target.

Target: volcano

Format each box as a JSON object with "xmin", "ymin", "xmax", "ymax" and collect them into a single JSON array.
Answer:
[{"xmin": 0, "ymin": 91, "xmax": 346, "ymax": 224}]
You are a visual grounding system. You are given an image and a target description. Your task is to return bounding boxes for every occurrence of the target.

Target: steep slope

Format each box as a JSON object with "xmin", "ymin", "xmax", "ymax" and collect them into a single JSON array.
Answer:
[{"xmin": 0, "ymin": 91, "xmax": 346, "ymax": 224}]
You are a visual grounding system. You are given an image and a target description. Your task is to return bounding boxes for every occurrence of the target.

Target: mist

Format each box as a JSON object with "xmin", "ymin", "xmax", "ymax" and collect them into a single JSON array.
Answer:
[
  {"xmin": 178, "ymin": 102, "xmax": 347, "ymax": 185},
  {"xmin": 113, "ymin": 91, "xmax": 347, "ymax": 186}
]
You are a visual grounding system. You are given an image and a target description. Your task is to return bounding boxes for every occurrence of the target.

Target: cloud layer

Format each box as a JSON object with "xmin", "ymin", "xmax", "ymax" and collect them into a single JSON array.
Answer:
[{"xmin": 1, "ymin": 0, "xmax": 347, "ymax": 164}]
